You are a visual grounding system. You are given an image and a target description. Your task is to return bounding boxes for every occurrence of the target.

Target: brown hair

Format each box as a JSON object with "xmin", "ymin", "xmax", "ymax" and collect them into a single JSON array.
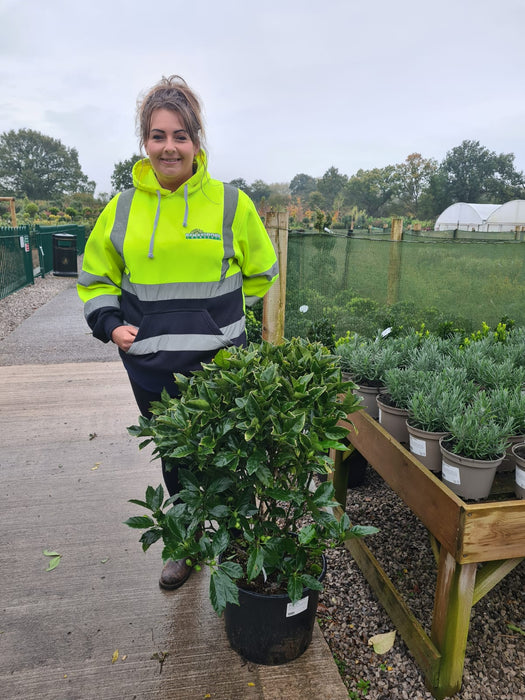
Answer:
[{"xmin": 136, "ymin": 75, "xmax": 206, "ymax": 153}]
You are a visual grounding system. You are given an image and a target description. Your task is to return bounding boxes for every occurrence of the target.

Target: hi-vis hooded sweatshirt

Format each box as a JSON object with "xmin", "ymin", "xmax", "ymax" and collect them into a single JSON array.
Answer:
[{"xmin": 77, "ymin": 153, "xmax": 278, "ymax": 393}]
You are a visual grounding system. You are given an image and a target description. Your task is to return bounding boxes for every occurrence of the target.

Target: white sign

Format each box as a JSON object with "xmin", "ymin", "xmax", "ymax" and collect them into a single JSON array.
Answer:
[
  {"xmin": 286, "ymin": 596, "xmax": 309, "ymax": 618},
  {"xmin": 409, "ymin": 436, "xmax": 427, "ymax": 457},
  {"xmin": 442, "ymin": 462, "xmax": 461, "ymax": 485}
]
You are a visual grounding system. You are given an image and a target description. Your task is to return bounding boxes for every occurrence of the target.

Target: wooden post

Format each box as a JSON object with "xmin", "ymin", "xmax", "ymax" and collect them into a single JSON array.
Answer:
[
  {"xmin": 430, "ymin": 550, "xmax": 477, "ymax": 699},
  {"xmin": 262, "ymin": 210, "xmax": 288, "ymax": 345},
  {"xmin": 0, "ymin": 197, "xmax": 17, "ymax": 227},
  {"xmin": 386, "ymin": 240, "xmax": 402, "ymax": 305},
  {"xmin": 391, "ymin": 217, "xmax": 403, "ymax": 241}
]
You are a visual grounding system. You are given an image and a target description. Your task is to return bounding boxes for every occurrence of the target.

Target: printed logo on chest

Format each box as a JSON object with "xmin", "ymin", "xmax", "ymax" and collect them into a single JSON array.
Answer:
[{"xmin": 185, "ymin": 229, "xmax": 222, "ymax": 240}]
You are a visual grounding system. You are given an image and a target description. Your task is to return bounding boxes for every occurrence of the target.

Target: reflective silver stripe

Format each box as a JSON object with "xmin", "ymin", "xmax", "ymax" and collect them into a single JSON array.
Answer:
[
  {"xmin": 78, "ymin": 270, "xmax": 120, "ymax": 289},
  {"xmin": 110, "ymin": 188, "xmax": 135, "ymax": 257},
  {"xmin": 221, "ymin": 184, "xmax": 238, "ymax": 281},
  {"xmin": 121, "ymin": 270, "xmax": 243, "ymax": 301},
  {"xmin": 84, "ymin": 294, "xmax": 120, "ymax": 317},
  {"xmin": 244, "ymin": 260, "xmax": 279, "ymax": 280},
  {"xmin": 127, "ymin": 317, "xmax": 245, "ymax": 356},
  {"xmin": 245, "ymin": 295, "xmax": 260, "ymax": 307}
]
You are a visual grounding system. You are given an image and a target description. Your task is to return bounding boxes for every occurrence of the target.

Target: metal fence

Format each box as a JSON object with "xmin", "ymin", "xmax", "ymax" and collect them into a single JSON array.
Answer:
[
  {"xmin": 0, "ymin": 224, "xmax": 86, "ymax": 300},
  {"xmin": 0, "ymin": 226, "xmax": 32, "ymax": 300}
]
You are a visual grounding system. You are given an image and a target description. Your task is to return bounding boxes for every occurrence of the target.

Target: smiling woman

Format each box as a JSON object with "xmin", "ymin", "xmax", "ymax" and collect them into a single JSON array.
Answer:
[
  {"xmin": 144, "ymin": 109, "xmax": 199, "ymax": 191},
  {"xmin": 77, "ymin": 74, "xmax": 279, "ymax": 592}
]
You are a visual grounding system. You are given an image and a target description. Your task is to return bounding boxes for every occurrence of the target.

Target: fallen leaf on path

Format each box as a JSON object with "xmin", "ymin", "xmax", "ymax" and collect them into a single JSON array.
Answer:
[
  {"xmin": 368, "ymin": 630, "xmax": 396, "ymax": 654},
  {"xmin": 43, "ymin": 550, "xmax": 62, "ymax": 571}
]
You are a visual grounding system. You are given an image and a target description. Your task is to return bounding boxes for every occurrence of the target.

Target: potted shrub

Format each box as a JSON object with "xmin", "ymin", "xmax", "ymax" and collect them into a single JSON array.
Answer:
[
  {"xmin": 406, "ymin": 369, "xmax": 475, "ymax": 472},
  {"xmin": 376, "ymin": 367, "xmax": 427, "ymax": 444},
  {"xmin": 335, "ymin": 333, "xmax": 404, "ymax": 419},
  {"xmin": 125, "ymin": 338, "xmax": 378, "ymax": 665},
  {"xmin": 489, "ymin": 386, "xmax": 525, "ymax": 472},
  {"xmin": 439, "ymin": 391, "xmax": 514, "ymax": 500},
  {"xmin": 406, "ymin": 336, "xmax": 452, "ymax": 373}
]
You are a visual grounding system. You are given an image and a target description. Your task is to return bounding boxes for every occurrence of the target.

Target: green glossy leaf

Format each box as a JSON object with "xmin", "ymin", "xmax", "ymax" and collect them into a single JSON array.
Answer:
[
  {"xmin": 287, "ymin": 575, "xmax": 304, "ymax": 603},
  {"xmin": 300, "ymin": 574, "xmax": 323, "ymax": 591},
  {"xmin": 139, "ymin": 529, "xmax": 162, "ymax": 551},
  {"xmin": 246, "ymin": 547, "xmax": 264, "ymax": 581},
  {"xmin": 128, "ymin": 498, "xmax": 149, "ymax": 509},
  {"xmin": 209, "ymin": 566, "xmax": 241, "ymax": 615},
  {"xmin": 348, "ymin": 524, "xmax": 380, "ymax": 538},
  {"xmin": 298, "ymin": 524, "xmax": 316, "ymax": 545},
  {"xmin": 208, "ymin": 504, "xmax": 230, "ymax": 519},
  {"xmin": 124, "ymin": 515, "xmax": 155, "ymax": 529}
]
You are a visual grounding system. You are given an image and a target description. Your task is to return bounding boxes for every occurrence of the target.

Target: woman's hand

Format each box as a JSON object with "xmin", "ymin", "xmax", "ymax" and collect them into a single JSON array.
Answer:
[{"xmin": 111, "ymin": 325, "xmax": 138, "ymax": 352}]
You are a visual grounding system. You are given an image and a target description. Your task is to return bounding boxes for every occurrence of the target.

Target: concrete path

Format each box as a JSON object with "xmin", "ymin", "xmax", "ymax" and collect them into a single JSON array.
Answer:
[{"xmin": 0, "ymin": 287, "xmax": 349, "ymax": 699}]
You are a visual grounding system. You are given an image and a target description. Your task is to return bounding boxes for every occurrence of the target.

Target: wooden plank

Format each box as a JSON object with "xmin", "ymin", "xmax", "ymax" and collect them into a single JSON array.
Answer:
[
  {"xmin": 344, "ymin": 533, "xmax": 441, "ymax": 686},
  {"xmin": 459, "ymin": 502, "xmax": 525, "ymax": 562},
  {"xmin": 430, "ymin": 550, "xmax": 477, "ymax": 700},
  {"xmin": 473, "ymin": 558, "xmax": 524, "ymax": 605},
  {"xmin": 342, "ymin": 411, "xmax": 465, "ymax": 557}
]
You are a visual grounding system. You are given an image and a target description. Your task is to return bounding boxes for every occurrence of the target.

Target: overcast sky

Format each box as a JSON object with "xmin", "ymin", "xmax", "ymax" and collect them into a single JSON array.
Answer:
[{"xmin": 2, "ymin": 0, "xmax": 525, "ymax": 196}]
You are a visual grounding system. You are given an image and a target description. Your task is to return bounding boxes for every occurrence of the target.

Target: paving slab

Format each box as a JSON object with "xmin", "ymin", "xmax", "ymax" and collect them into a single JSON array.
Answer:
[{"xmin": 0, "ymin": 286, "xmax": 349, "ymax": 700}]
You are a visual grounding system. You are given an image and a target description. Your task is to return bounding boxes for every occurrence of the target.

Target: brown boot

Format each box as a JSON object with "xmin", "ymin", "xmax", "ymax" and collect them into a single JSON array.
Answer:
[{"xmin": 159, "ymin": 559, "xmax": 192, "ymax": 590}]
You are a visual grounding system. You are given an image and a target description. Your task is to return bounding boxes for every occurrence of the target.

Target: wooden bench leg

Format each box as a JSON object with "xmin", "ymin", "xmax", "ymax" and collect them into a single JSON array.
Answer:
[
  {"xmin": 331, "ymin": 446, "xmax": 350, "ymax": 510},
  {"xmin": 429, "ymin": 549, "xmax": 477, "ymax": 699}
]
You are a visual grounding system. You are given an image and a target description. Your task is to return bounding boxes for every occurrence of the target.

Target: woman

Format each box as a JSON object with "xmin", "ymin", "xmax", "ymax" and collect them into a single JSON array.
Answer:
[{"xmin": 78, "ymin": 75, "xmax": 278, "ymax": 590}]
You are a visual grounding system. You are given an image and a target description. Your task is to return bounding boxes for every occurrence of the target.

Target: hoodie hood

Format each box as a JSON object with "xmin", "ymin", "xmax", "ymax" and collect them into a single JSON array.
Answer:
[
  {"xmin": 131, "ymin": 150, "xmax": 209, "ymax": 258},
  {"xmin": 132, "ymin": 149, "xmax": 208, "ymax": 195}
]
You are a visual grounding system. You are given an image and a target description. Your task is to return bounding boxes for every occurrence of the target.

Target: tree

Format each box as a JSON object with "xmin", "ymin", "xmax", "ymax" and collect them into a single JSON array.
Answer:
[
  {"xmin": 289, "ymin": 173, "xmax": 318, "ymax": 199},
  {"xmin": 111, "ymin": 154, "xmax": 142, "ymax": 192},
  {"xmin": 249, "ymin": 179, "xmax": 271, "ymax": 207},
  {"xmin": 395, "ymin": 153, "xmax": 438, "ymax": 217},
  {"xmin": 345, "ymin": 166, "xmax": 397, "ymax": 216},
  {"xmin": 267, "ymin": 182, "xmax": 291, "ymax": 210},
  {"xmin": 308, "ymin": 190, "xmax": 325, "ymax": 210},
  {"xmin": 0, "ymin": 128, "xmax": 94, "ymax": 198},
  {"xmin": 439, "ymin": 140, "xmax": 525, "ymax": 203},
  {"xmin": 317, "ymin": 166, "xmax": 348, "ymax": 210}
]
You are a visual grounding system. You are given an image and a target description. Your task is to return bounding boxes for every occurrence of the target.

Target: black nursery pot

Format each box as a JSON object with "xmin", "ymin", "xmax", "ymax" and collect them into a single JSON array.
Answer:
[{"xmin": 224, "ymin": 554, "xmax": 327, "ymax": 665}]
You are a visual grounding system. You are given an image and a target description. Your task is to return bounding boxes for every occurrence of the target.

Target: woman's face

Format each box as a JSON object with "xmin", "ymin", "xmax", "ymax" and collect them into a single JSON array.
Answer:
[{"xmin": 145, "ymin": 108, "xmax": 199, "ymax": 191}]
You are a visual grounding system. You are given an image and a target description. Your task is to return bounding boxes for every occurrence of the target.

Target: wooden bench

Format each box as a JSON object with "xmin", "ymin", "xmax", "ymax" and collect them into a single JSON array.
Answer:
[{"xmin": 331, "ymin": 409, "xmax": 525, "ymax": 700}]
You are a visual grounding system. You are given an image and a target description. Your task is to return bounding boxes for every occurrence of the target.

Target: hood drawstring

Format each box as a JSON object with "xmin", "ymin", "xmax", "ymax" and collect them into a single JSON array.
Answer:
[
  {"xmin": 148, "ymin": 190, "xmax": 162, "ymax": 259},
  {"xmin": 148, "ymin": 185, "xmax": 189, "ymax": 259},
  {"xmin": 182, "ymin": 184, "xmax": 189, "ymax": 228}
]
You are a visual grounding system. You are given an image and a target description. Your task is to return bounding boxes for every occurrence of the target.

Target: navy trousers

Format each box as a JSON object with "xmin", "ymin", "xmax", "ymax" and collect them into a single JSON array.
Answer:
[{"xmin": 130, "ymin": 380, "xmax": 181, "ymax": 497}]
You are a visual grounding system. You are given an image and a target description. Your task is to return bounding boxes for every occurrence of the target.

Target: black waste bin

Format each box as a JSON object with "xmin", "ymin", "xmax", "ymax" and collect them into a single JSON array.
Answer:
[{"xmin": 53, "ymin": 233, "xmax": 78, "ymax": 277}]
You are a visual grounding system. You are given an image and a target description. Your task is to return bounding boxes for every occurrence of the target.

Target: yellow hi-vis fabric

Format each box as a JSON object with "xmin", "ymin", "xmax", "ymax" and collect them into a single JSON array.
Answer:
[{"xmin": 77, "ymin": 152, "xmax": 278, "ymax": 393}]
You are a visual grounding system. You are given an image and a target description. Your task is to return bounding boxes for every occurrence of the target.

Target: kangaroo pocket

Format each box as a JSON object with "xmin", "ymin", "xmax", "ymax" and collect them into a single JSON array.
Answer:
[{"xmin": 126, "ymin": 309, "xmax": 231, "ymax": 356}]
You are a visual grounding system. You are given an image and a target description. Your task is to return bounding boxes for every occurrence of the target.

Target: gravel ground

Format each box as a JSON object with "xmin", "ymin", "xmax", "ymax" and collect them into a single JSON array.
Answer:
[
  {"xmin": 319, "ymin": 468, "xmax": 525, "ymax": 699},
  {"xmin": 1, "ymin": 274, "xmax": 524, "ymax": 699}
]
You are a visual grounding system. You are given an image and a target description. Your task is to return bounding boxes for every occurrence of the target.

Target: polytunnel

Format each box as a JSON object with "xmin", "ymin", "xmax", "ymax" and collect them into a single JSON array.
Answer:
[
  {"xmin": 485, "ymin": 200, "xmax": 525, "ymax": 231},
  {"xmin": 434, "ymin": 202, "xmax": 500, "ymax": 231}
]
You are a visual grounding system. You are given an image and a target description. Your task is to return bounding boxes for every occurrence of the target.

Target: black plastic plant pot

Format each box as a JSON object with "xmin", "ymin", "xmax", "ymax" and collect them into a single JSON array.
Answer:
[{"xmin": 224, "ymin": 554, "xmax": 327, "ymax": 665}]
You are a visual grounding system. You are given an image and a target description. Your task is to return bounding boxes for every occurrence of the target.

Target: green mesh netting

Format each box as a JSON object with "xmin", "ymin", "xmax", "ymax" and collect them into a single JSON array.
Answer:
[{"xmin": 284, "ymin": 232, "xmax": 525, "ymax": 340}]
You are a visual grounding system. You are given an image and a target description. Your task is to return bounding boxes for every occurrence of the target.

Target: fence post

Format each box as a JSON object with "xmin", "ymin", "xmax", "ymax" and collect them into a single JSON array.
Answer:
[
  {"xmin": 0, "ymin": 197, "xmax": 17, "ymax": 227},
  {"xmin": 262, "ymin": 210, "xmax": 289, "ymax": 344},
  {"xmin": 391, "ymin": 217, "xmax": 403, "ymax": 241},
  {"xmin": 22, "ymin": 227, "xmax": 34, "ymax": 286}
]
